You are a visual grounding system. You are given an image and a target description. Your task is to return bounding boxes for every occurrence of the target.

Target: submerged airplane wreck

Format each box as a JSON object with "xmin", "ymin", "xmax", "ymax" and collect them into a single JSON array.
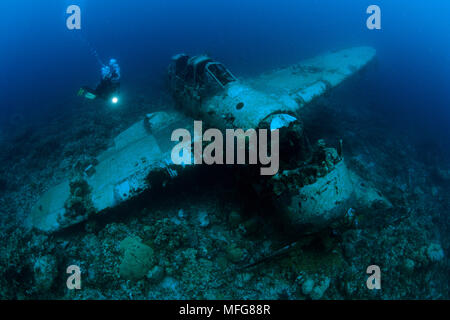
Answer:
[{"xmin": 28, "ymin": 46, "xmax": 391, "ymax": 235}]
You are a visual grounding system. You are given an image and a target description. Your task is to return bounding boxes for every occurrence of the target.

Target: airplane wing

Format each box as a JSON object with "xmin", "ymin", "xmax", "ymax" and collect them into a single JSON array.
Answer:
[
  {"xmin": 247, "ymin": 46, "xmax": 376, "ymax": 107},
  {"xmin": 28, "ymin": 47, "xmax": 377, "ymax": 233},
  {"xmin": 27, "ymin": 111, "xmax": 194, "ymax": 232},
  {"xmin": 199, "ymin": 47, "xmax": 376, "ymax": 130}
]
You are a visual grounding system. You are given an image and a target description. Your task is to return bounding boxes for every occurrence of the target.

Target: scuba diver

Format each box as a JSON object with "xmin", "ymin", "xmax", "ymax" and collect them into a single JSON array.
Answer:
[{"xmin": 78, "ymin": 59, "xmax": 121, "ymax": 104}]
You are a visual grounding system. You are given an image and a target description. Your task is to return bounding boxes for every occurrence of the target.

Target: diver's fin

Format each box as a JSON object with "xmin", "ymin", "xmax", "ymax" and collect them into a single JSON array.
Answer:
[
  {"xmin": 85, "ymin": 92, "xmax": 97, "ymax": 100},
  {"xmin": 78, "ymin": 87, "xmax": 97, "ymax": 100}
]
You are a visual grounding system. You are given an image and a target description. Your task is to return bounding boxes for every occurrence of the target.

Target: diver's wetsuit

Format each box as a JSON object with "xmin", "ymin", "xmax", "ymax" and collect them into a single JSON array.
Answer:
[
  {"xmin": 81, "ymin": 59, "xmax": 121, "ymax": 101},
  {"xmin": 84, "ymin": 79, "xmax": 120, "ymax": 100}
]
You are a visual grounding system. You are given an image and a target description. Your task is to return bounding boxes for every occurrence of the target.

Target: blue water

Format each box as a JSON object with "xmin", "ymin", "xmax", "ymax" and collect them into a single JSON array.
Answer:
[
  {"xmin": 0, "ymin": 0, "xmax": 449, "ymax": 300},
  {"xmin": 1, "ymin": 0, "xmax": 449, "ymax": 144}
]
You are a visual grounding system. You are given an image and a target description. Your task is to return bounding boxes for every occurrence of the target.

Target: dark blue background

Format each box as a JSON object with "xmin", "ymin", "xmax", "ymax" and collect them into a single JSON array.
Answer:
[{"xmin": 0, "ymin": 0, "xmax": 449, "ymax": 146}]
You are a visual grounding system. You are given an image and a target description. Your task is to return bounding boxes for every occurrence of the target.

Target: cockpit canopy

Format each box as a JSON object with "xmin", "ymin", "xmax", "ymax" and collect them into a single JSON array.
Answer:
[{"xmin": 170, "ymin": 53, "xmax": 237, "ymax": 88}]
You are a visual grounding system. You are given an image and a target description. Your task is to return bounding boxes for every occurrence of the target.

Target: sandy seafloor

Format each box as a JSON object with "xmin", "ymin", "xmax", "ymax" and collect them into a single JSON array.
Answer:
[{"xmin": 0, "ymin": 74, "xmax": 448, "ymax": 299}]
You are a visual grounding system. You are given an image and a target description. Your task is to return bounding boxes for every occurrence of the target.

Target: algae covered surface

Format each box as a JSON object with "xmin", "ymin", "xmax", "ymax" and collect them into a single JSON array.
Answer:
[
  {"xmin": 0, "ymin": 82, "xmax": 448, "ymax": 299},
  {"xmin": 0, "ymin": 0, "xmax": 448, "ymax": 300}
]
